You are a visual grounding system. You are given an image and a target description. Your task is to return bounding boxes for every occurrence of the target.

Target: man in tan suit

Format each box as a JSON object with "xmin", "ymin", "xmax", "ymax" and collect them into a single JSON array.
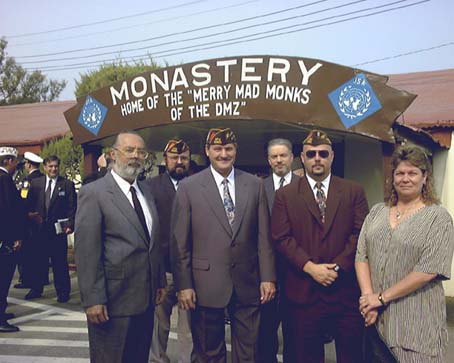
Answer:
[{"xmin": 172, "ymin": 128, "xmax": 276, "ymax": 363}]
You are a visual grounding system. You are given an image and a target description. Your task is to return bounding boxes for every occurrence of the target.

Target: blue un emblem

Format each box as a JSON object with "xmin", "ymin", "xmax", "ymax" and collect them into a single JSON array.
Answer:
[
  {"xmin": 328, "ymin": 73, "xmax": 382, "ymax": 128},
  {"xmin": 78, "ymin": 96, "xmax": 108, "ymax": 136}
]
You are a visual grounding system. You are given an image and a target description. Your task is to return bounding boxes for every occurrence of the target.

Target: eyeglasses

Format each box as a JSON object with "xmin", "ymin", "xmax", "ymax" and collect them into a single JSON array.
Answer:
[
  {"xmin": 113, "ymin": 147, "xmax": 149, "ymax": 159},
  {"xmin": 305, "ymin": 150, "xmax": 330, "ymax": 159}
]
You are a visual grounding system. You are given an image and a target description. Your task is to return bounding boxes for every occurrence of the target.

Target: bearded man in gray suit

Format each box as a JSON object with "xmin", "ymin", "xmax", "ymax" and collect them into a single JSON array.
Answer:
[
  {"xmin": 172, "ymin": 128, "xmax": 276, "ymax": 363},
  {"xmin": 75, "ymin": 131, "xmax": 166, "ymax": 363}
]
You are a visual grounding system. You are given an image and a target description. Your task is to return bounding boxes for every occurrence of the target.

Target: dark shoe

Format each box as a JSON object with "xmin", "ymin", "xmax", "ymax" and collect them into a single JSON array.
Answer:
[
  {"xmin": 14, "ymin": 283, "xmax": 30, "ymax": 289},
  {"xmin": 57, "ymin": 294, "xmax": 70, "ymax": 303},
  {"xmin": 3, "ymin": 312, "xmax": 15, "ymax": 320},
  {"xmin": 25, "ymin": 289, "xmax": 42, "ymax": 300},
  {"xmin": 0, "ymin": 322, "xmax": 19, "ymax": 333}
]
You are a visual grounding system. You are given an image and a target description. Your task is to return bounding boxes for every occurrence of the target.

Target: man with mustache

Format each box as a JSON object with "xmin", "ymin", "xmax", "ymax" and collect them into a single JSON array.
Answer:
[
  {"xmin": 172, "ymin": 128, "xmax": 276, "ymax": 363},
  {"xmin": 271, "ymin": 130, "xmax": 368, "ymax": 363},
  {"xmin": 75, "ymin": 131, "xmax": 166, "ymax": 363},
  {"xmin": 148, "ymin": 139, "xmax": 195, "ymax": 363}
]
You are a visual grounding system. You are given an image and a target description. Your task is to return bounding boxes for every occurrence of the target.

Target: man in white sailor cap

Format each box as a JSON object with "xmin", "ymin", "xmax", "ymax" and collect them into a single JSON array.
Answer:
[
  {"xmin": 14, "ymin": 152, "xmax": 45, "ymax": 289},
  {"xmin": 23, "ymin": 152, "xmax": 44, "ymax": 182},
  {"xmin": 0, "ymin": 146, "xmax": 25, "ymax": 332}
]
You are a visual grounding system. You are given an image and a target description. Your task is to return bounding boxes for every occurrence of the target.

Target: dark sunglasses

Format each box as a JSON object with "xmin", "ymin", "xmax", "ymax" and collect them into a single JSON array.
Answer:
[{"xmin": 305, "ymin": 150, "xmax": 330, "ymax": 159}]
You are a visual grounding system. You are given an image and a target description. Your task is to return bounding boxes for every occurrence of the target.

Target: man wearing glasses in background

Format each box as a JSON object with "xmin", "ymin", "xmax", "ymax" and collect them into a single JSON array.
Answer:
[
  {"xmin": 271, "ymin": 130, "xmax": 369, "ymax": 363},
  {"xmin": 75, "ymin": 131, "xmax": 166, "ymax": 363}
]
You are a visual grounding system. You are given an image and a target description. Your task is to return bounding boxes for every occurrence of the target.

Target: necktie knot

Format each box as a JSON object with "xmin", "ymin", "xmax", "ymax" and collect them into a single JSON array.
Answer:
[{"xmin": 279, "ymin": 177, "xmax": 285, "ymax": 189}]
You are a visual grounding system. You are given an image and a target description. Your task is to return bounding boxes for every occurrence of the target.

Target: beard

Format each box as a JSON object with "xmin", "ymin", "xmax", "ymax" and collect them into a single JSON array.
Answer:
[
  {"xmin": 114, "ymin": 159, "xmax": 143, "ymax": 181},
  {"xmin": 169, "ymin": 166, "xmax": 189, "ymax": 181}
]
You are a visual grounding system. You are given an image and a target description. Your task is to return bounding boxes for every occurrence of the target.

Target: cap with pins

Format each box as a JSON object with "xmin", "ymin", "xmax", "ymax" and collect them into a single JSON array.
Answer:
[
  {"xmin": 206, "ymin": 128, "xmax": 237, "ymax": 146},
  {"xmin": 303, "ymin": 129, "xmax": 332, "ymax": 146}
]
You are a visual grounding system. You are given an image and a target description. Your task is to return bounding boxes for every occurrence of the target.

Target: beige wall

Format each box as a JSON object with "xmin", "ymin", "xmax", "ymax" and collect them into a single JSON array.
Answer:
[
  {"xmin": 344, "ymin": 136, "xmax": 384, "ymax": 207},
  {"xmin": 434, "ymin": 132, "xmax": 454, "ymax": 296}
]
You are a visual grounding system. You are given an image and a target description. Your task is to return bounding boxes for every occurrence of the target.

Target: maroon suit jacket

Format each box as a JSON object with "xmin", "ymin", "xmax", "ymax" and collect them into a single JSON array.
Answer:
[{"xmin": 271, "ymin": 175, "xmax": 368, "ymax": 308}]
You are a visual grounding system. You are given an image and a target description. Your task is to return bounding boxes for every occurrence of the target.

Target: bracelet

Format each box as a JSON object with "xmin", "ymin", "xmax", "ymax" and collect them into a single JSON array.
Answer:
[{"xmin": 378, "ymin": 292, "xmax": 387, "ymax": 306}]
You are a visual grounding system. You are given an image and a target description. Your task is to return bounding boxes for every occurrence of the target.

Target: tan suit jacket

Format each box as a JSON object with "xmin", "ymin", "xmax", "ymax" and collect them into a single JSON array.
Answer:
[{"xmin": 172, "ymin": 167, "xmax": 275, "ymax": 308}]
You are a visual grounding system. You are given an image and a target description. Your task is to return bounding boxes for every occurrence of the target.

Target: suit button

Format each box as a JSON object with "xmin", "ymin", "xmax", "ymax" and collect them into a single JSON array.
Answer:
[{"xmin": 231, "ymin": 263, "xmax": 236, "ymax": 268}]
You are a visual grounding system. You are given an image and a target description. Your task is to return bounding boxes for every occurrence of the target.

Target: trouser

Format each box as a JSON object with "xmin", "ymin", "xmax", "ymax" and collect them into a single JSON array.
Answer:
[
  {"xmin": 88, "ymin": 302, "xmax": 155, "ymax": 363},
  {"xmin": 30, "ymin": 231, "xmax": 70, "ymax": 296},
  {"xmin": 150, "ymin": 273, "xmax": 194, "ymax": 363},
  {"xmin": 286, "ymin": 300, "xmax": 364, "ymax": 363},
  {"xmin": 191, "ymin": 293, "xmax": 261, "ymax": 363},
  {"xmin": 0, "ymin": 250, "xmax": 17, "ymax": 321}
]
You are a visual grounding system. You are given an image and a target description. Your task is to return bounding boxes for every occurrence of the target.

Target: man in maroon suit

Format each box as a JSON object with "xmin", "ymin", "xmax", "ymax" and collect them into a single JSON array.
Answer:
[{"xmin": 271, "ymin": 130, "xmax": 369, "ymax": 363}]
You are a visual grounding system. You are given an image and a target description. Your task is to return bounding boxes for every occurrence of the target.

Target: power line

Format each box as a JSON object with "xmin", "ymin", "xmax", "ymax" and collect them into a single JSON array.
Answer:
[
  {"xmin": 25, "ymin": 0, "xmax": 430, "ymax": 72},
  {"xmin": 16, "ymin": 0, "xmax": 333, "ymax": 59},
  {"xmin": 4, "ymin": 0, "xmax": 208, "ymax": 39},
  {"xmin": 354, "ymin": 41, "xmax": 454, "ymax": 66},
  {"xmin": 10, "ymin": 1, "xmax": 259, "ymax": 48},
  {"xmin": 19, "ymin": 0, "xmax": 366, "ymax": 64}
]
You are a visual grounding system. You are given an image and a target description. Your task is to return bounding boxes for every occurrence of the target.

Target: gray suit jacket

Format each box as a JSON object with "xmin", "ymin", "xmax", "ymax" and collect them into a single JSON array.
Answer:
[
  {"xmin": 171, "ymin": 167, "xmax": 276, "ymax": 308},
  {"xmin": 75, "ymin": 172, "xmax": 163, "ymax": 316},
  {"xmin": 263, "ymin": 173, "xmax": 299, "ymax": 214}
]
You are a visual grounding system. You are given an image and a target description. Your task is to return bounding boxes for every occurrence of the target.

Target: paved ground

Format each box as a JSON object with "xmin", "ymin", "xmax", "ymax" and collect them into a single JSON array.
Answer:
[{"xmin": 1, "ymin": 272, "xmax": 454, "ymax": 362}]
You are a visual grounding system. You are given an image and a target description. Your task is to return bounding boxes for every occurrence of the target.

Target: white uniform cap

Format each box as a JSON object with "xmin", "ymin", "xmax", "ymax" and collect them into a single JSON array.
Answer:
[
  {"xmin": 0, "ymin": 146, "xmax": 18, "ymax": 158},
  {"xmin": 24, "ymin": 151, "xmax": 43, "ymax": 164}
]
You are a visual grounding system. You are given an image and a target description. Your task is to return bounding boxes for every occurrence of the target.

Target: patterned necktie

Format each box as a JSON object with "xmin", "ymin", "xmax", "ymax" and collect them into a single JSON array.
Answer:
[
  {"xmin": 130, "ymin": 186, "xmax": 150, "ymax": 241},
  {"xmin": 222, "ymin": 179, "xmax": 235, "ymax": 226},
  {"xmin": 45, "ymin": 179, "xmax": 52, "ymax": 212},
  {"xmin": 315, "ymin": 182, "xmax": 326, "ymax": 223},
  {"xmin": 279, "ymin": 176, "xmax": 285, "ymax": 189}
]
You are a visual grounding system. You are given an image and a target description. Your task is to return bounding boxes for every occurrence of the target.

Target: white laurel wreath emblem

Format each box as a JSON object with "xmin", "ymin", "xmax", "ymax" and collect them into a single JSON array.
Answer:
[
  {"xmin": 82, "ymin": 97, "xmax": 102, "ymax": 129},
  {"xmin": 338, "ymin": 84, "xmax": 371, "ymax": 120}
]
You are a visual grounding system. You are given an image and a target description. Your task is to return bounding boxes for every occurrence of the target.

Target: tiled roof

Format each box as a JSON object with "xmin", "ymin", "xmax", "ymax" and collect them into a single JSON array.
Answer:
[
  {"xmin": 388, "ymin": 69, "xmax": 454, "ymax": 129},
  {"xmin": 0, "ymin": 101, "xmax": 75, "ymax": 146}
]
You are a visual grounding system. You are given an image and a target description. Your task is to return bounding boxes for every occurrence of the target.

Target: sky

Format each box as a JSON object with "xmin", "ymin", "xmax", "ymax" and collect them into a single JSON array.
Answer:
[{"xmin": 0, "ymin": 0, "xmax": 452, "ymax": 100}]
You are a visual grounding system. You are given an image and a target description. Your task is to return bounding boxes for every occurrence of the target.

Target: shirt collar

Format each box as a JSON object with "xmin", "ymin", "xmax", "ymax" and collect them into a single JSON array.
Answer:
[
  {"xmin": 210, "ymin": 165, "xmax": 235, "ymax": 186},
  {"xmin": 306, "ymin": 173, "xmax": 331, "ymax": 191},
  {"xmin": 46, "ymin": 175, "xmax": 57, "ymax": 184},
  {"xmin": 0, "ymin": 166, "xmax": 9, "ymax": 174},
  {"xmin": 272, "ymin": 171, "xmax": 292, "ymax": 187},
  {"xmin": 111, "ymin": 169, "xmax": 138, "ymax": 194}
]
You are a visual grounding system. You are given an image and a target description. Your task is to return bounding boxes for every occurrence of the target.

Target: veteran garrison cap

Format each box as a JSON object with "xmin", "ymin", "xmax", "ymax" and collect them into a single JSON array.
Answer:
[
  {"xmin": 206, "ymin": 128, "xmax": 237, "ymax": 146},
  {"xmin": 24, "ymin": 151, "xmax": 43, "ymax": 164},
  {"xmin": 164, "ymin": 139, "xmax": 190, "ymax": 154},
  {"xmin": 0, "ymin": 146, "xmax": 18, "ymax": 158},
  {"xmin": 303, "ymin": 129, "xmax": 332, "ymax": 146}
]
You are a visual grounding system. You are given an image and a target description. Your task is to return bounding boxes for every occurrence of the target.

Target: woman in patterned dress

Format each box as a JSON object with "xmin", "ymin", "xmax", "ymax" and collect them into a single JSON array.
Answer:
[{"xmin": 355, "ymin": 145, "xmax": 454, "ymax": 362}]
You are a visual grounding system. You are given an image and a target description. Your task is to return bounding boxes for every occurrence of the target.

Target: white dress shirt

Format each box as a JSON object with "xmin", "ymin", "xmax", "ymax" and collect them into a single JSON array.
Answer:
[
  {"xmin": 45, "ymin": 175, "xmax": 58, "ymax": 197},
  {"xmin": 210, "ymin": 165, "xmax": 236, "ymax": 205},
  {"xmin": 272, "ymin": 171, "xmax": 292, "ymax": 191},
  {"xmin": 306, "ymin": 173, "xmax": 331, "ymax": 199},
  {"xmin": 111, "ymin": 170, "xmax": 153, "ymax": 235}
]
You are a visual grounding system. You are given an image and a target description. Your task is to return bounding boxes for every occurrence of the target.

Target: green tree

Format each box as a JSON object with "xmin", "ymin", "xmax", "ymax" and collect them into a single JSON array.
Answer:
[
  {"xmin": 41, "ymin": 133, "xmax": 84, "ymax": 186},
  {"xmin": 0, "ymin": 38, "xmax": 67, "ymax": 105},
  {"xmin": 75, "ymin": 59, "xmax": 162, "ymax": 97}
]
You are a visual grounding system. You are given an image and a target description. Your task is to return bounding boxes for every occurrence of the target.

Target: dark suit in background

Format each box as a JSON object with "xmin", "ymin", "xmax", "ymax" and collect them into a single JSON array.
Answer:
[
  {"xmin": 0, "ymin": 166, "xmax": 25, "ymax": 328},
  {"xmin": 18, "ymin": 168, "xmax": 44, "ymax": 288},
  {"xmin": 260, "ymin": 172, "xmax": 298, "ymax": 363},
  {"xmin": 26, "ymin": 175, "xmax": 77, "ymax": 299}
]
